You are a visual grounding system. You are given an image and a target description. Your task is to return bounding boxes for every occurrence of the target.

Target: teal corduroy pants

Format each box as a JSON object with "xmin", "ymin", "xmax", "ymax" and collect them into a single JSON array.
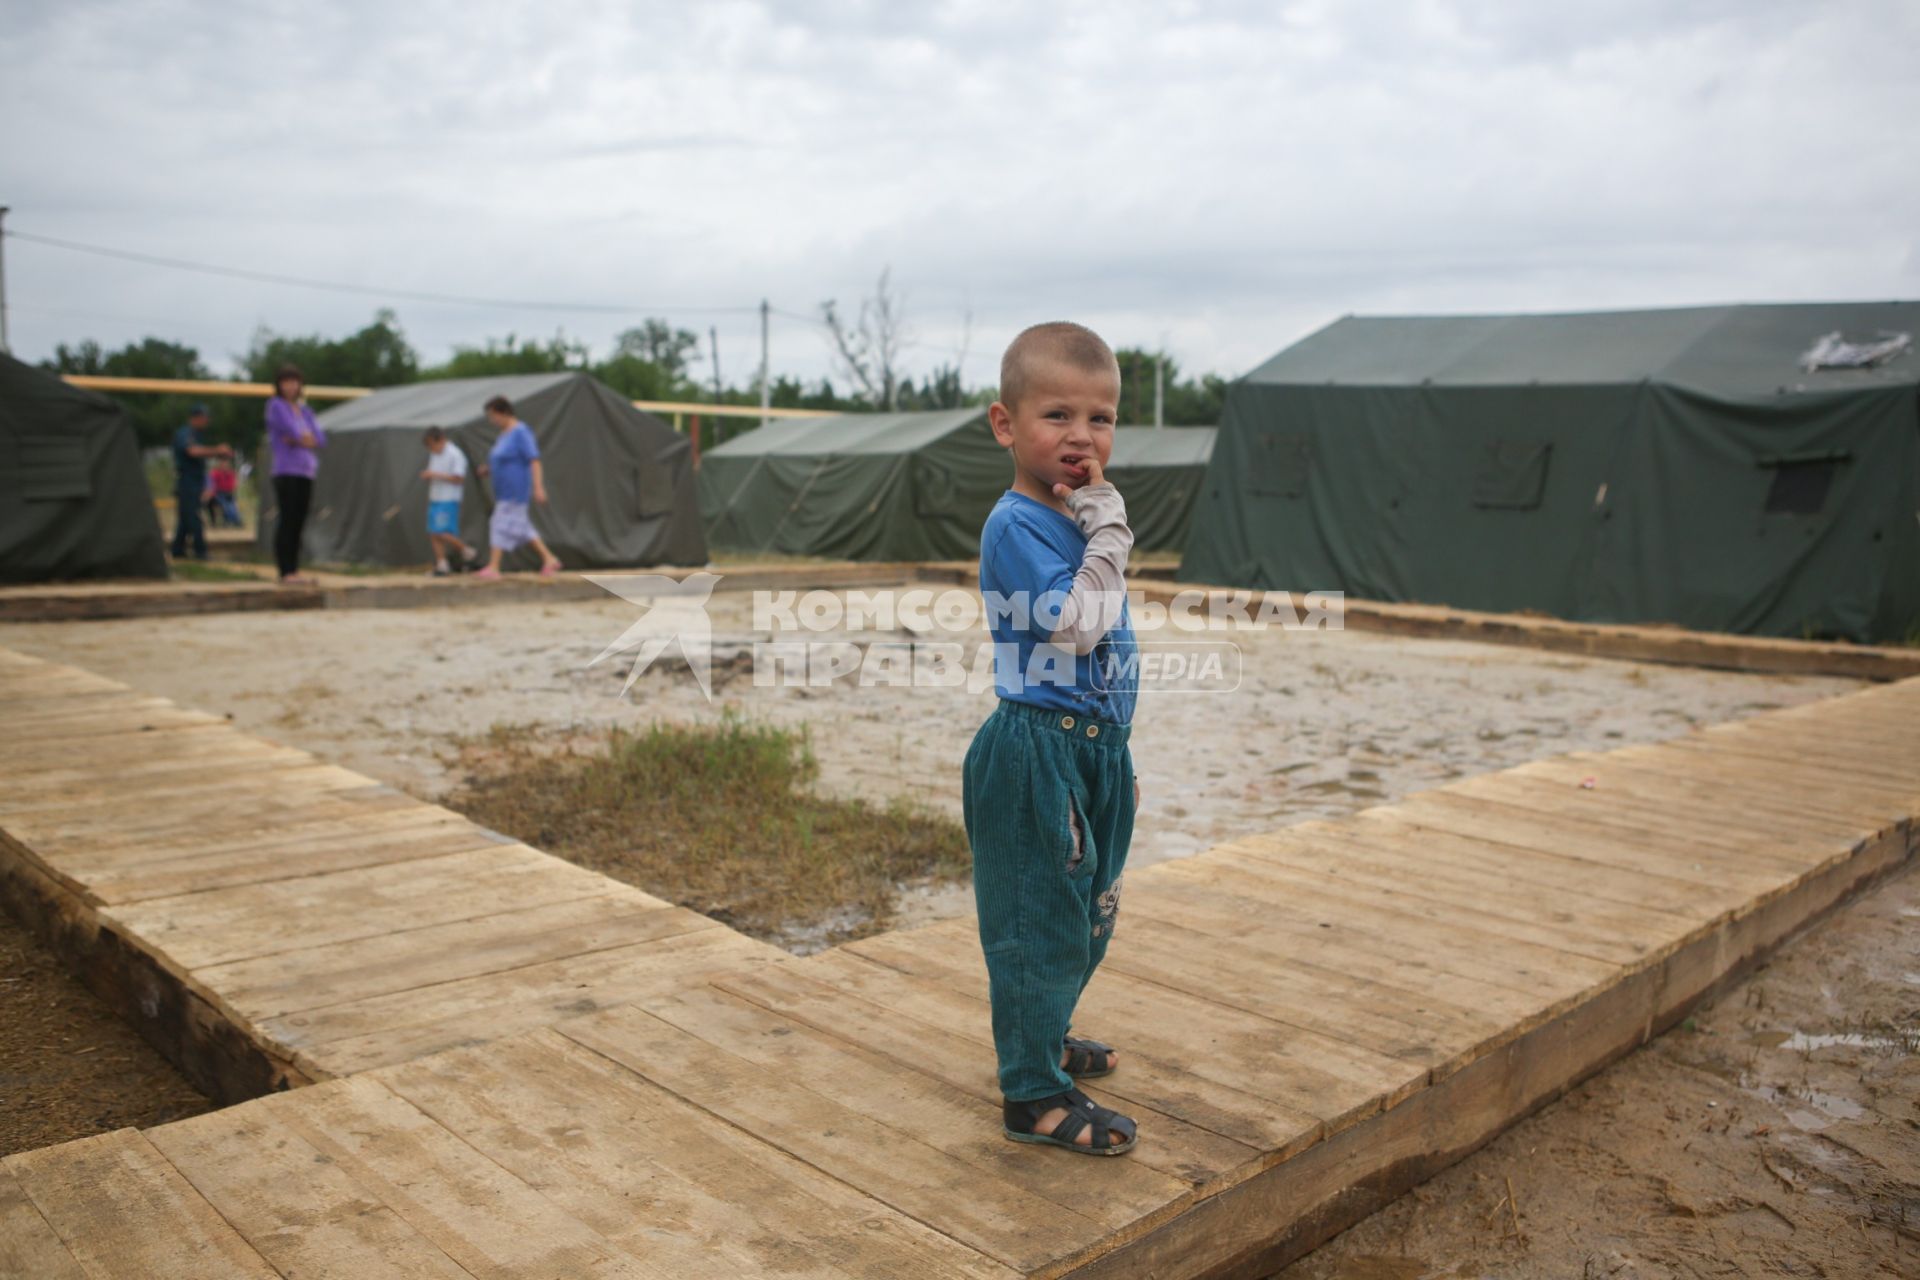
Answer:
[{"xmin": 962, "ymin": 698, "xmax": 1136, "ymax": 1101}]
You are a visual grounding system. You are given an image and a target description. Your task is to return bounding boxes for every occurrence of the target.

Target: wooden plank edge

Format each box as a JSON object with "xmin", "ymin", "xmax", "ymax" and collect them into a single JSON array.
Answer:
[
  {"xmin": 0, "ymin": 836, "xmax": 313, "ymax": 1107},
  {"xmin": 1129, "ymin": 582, "xmax": 1920, "ymax": 682},
  {"xmin": 1041, "ymin": 816, "xmax": 1918, "ymax": 1279}
]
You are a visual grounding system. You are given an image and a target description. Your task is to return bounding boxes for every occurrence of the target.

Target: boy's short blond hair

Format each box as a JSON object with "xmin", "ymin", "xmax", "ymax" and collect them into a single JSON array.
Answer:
[{"xmin": 999, "ymin": 322, "xmax": 1120, "ymax": 410}]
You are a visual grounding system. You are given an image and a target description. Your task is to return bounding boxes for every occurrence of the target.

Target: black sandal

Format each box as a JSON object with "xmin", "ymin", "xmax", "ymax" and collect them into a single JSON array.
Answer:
[
  {"xmin": 1003, "ymin": 1089, "xmax": 1137, "ymax": 1156},
  {"xmin": 1062, "ymin": 1035, "xmax": 1118, "ymax": 1079}
]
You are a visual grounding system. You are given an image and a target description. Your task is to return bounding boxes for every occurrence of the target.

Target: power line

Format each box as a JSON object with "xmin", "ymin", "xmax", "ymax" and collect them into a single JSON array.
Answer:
[{"xmin": 2, "ymin": 227, "xmax": 760, "ymax": 317}]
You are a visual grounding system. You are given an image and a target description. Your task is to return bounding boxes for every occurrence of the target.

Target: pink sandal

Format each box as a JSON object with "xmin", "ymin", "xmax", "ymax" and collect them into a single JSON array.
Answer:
[{"xmin": 539, "ymin": 561, "xmax": 563, "ymax": 578}]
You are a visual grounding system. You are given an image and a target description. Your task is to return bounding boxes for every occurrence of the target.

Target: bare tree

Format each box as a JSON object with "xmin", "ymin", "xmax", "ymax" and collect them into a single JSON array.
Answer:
[{"xmin": 821, "ymin": 267, "xmax": 909, "ymax": 409}]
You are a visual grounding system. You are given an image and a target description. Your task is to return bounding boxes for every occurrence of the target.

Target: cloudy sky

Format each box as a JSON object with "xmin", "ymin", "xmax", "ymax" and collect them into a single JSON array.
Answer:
[{"xmin": 3, "ymin": 0, "xmax": 1916, "ymax": 392}]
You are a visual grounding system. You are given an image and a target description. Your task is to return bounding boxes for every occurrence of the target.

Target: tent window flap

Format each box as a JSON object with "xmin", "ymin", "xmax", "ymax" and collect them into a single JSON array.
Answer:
[
  {"xmin": 1762, "ymin": 457, "xmax": 1843, "ymax": 516},
  {"xmin": 1248, "ymin": 433, "xmax": 1312, "ymax": 497},
  {"xmin": 16, "ymin": 437, "xmax": 91, "ymax": 502},
  {"xmin": 1472, "ymin": 440, "xmax": 1552, "ymax": 509},
  {"xmin": 633, "ymin": 463, "xmax": 675, "ymax": 519}
]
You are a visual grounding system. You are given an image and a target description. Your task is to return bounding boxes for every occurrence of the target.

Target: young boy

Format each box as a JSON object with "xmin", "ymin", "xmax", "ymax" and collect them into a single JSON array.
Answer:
[
  {"xmin": 471, "ymin": 395, "xmax": 563, "ymax": 579},
  {"xmin": 419, "ymin": 426, "xmax": 478, "ymax": 575},
  {"xmin": 966, "ymin": 321, "xmax": 1141, "ymax": 1156}
]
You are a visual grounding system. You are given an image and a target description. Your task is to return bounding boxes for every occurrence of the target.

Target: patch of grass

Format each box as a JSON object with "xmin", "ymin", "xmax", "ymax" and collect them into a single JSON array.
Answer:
[
  {"xmin": 170, "ymin": 561, "xmax": 265, "ymax": 583},
  {"xmin": 446, "ymin": 715, "xmax": 971, "ymax": 951}
]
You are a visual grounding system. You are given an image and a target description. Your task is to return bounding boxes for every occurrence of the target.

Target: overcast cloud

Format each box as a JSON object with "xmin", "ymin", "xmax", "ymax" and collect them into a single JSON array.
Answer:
[{"xmin": 3, "ymin": 0, "xmax": 1916, "ymax": 391}]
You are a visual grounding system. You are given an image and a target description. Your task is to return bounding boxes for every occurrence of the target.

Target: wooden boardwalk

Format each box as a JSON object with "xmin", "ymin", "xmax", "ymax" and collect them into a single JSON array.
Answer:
[{"xmin": 1, "ymin": 648, "xmax": 1915, "ymax": 1277}]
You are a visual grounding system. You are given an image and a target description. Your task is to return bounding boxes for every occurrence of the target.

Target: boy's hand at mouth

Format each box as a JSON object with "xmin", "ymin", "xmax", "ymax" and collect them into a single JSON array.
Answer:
[{"xmin": 1052, "ymin": 453, "xmax": 1105, "ymax": 499}]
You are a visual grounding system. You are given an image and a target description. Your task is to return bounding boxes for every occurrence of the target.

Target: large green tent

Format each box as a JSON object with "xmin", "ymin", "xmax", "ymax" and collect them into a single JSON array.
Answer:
[
  {"xmin": 275, "ymin": 372, "xmax": 706, "ymax": 569},
  {"xmin": 0, "ymin": 353, "xmax": 166, "ymax": 583},
  {"xmin": 1181, "ymin": 303, "xmax": 1920, "ymax": 643},
  {"xmin": 1108, "ymin": 426, "xmax": 1215, "ymax": 552},
  {"xmin": 698, "ymin": 407, "xmax": 1006, "ymax": 560}
]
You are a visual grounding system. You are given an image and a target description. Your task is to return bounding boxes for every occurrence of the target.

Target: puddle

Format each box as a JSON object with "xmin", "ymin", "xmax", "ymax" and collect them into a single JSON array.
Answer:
[
  {"xmin": 1746, "ymin": 1083, "xmax": 1867, "ymax": 1130},
  {"xmin": 1747, "ymin": 1020, "xmax": 1919, "ymax": 1054}
]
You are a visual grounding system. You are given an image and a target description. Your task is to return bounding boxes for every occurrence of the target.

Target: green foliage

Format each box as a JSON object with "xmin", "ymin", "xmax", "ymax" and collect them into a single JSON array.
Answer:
[
  {"xmin": 425, "ymin": 331, "xmax": 587, "ymax": 380},
  {"xmin": 44, "ymin": 337, "xmax": 225, "ymax": 450},
  {"xmin": 243, "ymin": 308, "xmax": 419, "ymax": 388},
  {"xmin": 611, "ymin": 320, "xmax": 700, "ymax": 380},
  {"xmin": 1114, "ymin": 346, "xmax": 1227, "ymax": 426}
]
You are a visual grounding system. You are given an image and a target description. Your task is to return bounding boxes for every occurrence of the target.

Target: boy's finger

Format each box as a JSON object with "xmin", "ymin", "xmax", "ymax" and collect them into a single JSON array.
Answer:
[
  {"xmin": 1082, "ymin": 455, "xmax": 1106, "ymax": 486},
  {"xmin": 1052, "ymin": 483, "xmax": 1071, "ymax": 500}
]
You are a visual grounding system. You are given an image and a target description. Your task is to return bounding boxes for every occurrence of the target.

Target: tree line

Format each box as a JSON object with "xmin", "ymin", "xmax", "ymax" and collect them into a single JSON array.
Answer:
[{"xmin": 44, "ymin": 308, "xmax": 1227, "ymax": 453}]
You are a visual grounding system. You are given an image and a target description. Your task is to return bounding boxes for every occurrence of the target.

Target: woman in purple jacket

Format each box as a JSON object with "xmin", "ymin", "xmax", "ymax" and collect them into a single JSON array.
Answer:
[{"xmin": 265, "ymin": 364, "xmax": 327, "ymax": 583}]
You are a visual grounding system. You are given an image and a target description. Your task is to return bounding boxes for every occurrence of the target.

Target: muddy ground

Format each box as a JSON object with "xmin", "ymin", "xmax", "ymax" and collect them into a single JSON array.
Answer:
[
  {"xmin": 1278, "ymin": 860, "xmax": 1919, "ymax": 1280},
  {"xmin": 0, "ymin": 905, "xmax": 212, "ymax": 1156}
]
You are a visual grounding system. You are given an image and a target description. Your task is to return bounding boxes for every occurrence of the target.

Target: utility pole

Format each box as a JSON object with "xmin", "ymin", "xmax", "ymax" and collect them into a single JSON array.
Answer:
[
  {"xmin": 0, "ymin": 207, "xmax": 10, "ymax": 354},
  {"xmin": 758, "ymin": 298, "xmax": 771, "ymax": 429},
  {"xmin": 1153, "ymin": 350, "xmax": 1164, "ymax": 428},
  {"xmin": 709, "ymin": 326, "xmax": 723, "ymax": 448}
]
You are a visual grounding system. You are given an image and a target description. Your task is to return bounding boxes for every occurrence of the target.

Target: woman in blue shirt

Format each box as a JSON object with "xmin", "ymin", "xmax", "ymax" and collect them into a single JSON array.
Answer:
[{"xmin": 471, "ymin": 394, "xmax": 564, "ymax": 579}]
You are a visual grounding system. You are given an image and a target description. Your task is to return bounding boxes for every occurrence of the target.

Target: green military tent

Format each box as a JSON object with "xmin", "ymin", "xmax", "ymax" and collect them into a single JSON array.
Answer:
[
  {"xmin": 278, "ymin": 371, "xmax": 706, "ymax": 569},
  {"xmin": 1108, "ymin": 426, "xmax": 1215, "ymax": 553},
  {"xmin": 0, "ymin": 353, "xmax": 166, "ymax": 583},
  {"xmin": 1181, "ymin": 303, "xmax": 1920, "ymax": 643},
  {"xmin": 698, "ymin": 407, "xmax": 1006, "ymax": 560}
]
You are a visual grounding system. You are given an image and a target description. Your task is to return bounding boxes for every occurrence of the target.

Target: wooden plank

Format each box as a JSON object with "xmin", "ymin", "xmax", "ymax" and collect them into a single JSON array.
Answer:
[
  {"xmin": 843, "ymin": 921, "xmax": 1423, "ymax": 1132},
  {"xmin": 556, "ymin": 1003, "xmax": 1137, "ymax": 1274},
  {"xmin": 202, "ymin": 893, "xmax": 712, "ymax": 1020},
  {"xmin": 1090, "ymin": 914, "xmax": 1501, "ymax": 1067},
  {"xmin": 1199, "ymin": 842, "xmax": 1660, "ymax": 966},
  {"xmin": 1, "ymin": 743, "xmax": 316, "ymax": 796},
  {"xmin": 1661, "ymin": 731, "xmax": 1920, "ymax": 790},
  {"xmin": 147, "ymin": 1103, "xmax": 475, "ymax": 1279},
  {"xmin": 88, "ymin": 821, "xmax": 511, "ymax": 904},
  {"xmin": 1385, "ymin": 791, "xmax": 1794, "ymax": 892},
  {"xmin": 1298, "ymin": 816, "xmax": 1726, "ymax": 922},
  {"xmin": 0, "ymin": 709, "xmax": 226, "ymax": 748},
  {"xmin": 376, "ymin": 1030, "xmax": 1016, "ymax": 1280},
  {"xmin": 1436, "ymin": 773, "xmax": 1843, "ymax": 865},
  {"xmin": 1494, "ymin": 753, "xmax": 1916, "ymax": 840},
  {"xmin": 286, "ymin": 928, "xmax": 780, "ymax": 1077},
  {"xmin": 1232, "ymin": 825, "xmax": 1703, "ymax": 952},
  {"xmin": 1546, "ymin": 746, "xmax": 1920, "ymax": 817},
  {"xmin": 794, "ymin": 946, "xmax": 1324, "ymax": 1154},
  {"xmin": 105, "ymin": 844, "xmax": 623, "ymax": 969},
  {"xmin": 846, "ymin": 915, "xmax": 1487, "ymax": 1054},
  {"xmin": 1151, "ymin": 855, "xmax": 1628, "ymax": 984},
  {"xmin": 0, "ymin": 1164, "xmax": 86, "ymax": 1280},
  {"xmin": 709, "ymin": 961, "xmax": 1265, "ymax": 1188},
  {"xmin": 3, "ymin": 1130, "xmax": 279, "ymax": 1279},
  {"xmin": 263, "ymin": 1076, "xmax": 665, "ymax": 1279},
  {"xmin": 0, "ymin": 762, "xmax": 377, "ymax": 821},
  {"xmin": 0, "ymin": 725, "xmax": 266, "ymax": 775},
  {"xmin": 54, "ymin": 804, "xmax": 475, "ymax": 875},
  {"xmin": 1115, "ymin": 874, "xmax": 1578, "ymax": 1024},
  {"xmin": 8, "ymin": 784, "xmax": 425, "ymax": 860}
]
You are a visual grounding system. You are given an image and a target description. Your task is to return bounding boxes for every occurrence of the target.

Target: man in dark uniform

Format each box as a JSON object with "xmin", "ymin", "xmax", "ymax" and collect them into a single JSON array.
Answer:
[{"xmin": 170, "ymin": 404, "xmax": 232, "ymax": 560}]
